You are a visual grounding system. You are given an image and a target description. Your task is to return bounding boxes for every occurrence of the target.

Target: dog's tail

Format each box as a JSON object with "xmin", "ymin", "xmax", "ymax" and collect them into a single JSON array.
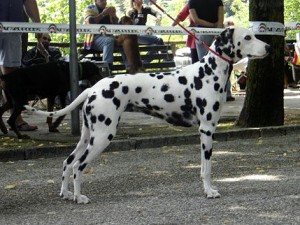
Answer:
[{"xmin": 24, "ymin": 88, "xmax": 90, "ymax": 117}]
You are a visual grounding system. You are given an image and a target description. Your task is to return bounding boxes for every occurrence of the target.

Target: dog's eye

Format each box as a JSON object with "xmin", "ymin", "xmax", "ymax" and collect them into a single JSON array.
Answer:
[{"xmin": 244, "ymin": 35, "xmax": 251, "ymax": 41}]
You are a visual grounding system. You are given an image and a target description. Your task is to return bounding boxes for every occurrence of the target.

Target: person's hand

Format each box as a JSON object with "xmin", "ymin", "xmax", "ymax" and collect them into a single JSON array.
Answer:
[
  {"xmin": 133, "ymin": 2, "xmax": 142, "ymax": 12},
  {"xmin": 35, "ymin": 33, "xmax": 42, "ymax": 39},
  {"xmin": 155, "ymin": 16, "xmax": 162, "ymax": 22},
  {"xmin": 103, "ymin": 7, "xmax": 116, "ymax": 17}
]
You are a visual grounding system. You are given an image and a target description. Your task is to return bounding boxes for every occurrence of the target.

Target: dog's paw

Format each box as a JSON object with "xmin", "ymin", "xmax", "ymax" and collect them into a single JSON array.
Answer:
[
  {"xmin": 60, "ymin": 191, "xmax": 73, "ymax": 200},
  {"xmin": 49, "ymin": 127, "xmax": 59, "ymax": 133},
  {"xmin": 205, "ymin": 188, "xmax": 221, "ymax": 199},
  {"xmin": 74, "ymin": 194, "xmax": 91, "ymax": 204}
]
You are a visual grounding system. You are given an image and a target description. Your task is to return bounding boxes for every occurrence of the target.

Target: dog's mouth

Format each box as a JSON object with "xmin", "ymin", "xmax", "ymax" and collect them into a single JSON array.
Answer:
[{"xmin": 247, "ymin": 44, "xmax": 271, "ymax": 59}]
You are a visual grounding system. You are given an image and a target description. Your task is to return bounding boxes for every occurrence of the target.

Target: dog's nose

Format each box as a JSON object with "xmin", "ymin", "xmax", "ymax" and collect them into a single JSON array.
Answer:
[{"xmin": 265, "ymin": 45, "xmax": 271, "ymax": 53}]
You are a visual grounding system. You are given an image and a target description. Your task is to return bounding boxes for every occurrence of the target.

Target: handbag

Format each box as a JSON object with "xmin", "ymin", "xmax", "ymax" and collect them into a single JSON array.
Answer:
[{"xmin": 292, "ymin": 51, "xmax": 300, "ymax": 66}]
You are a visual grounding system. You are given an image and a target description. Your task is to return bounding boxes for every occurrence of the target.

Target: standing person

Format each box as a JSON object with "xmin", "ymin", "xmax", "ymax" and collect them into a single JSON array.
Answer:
[
  {"xmin": 128, "ymin": 0, "xmax": 167, "ymax": 62},
  {"xmin": 188, "ymin": 0, "xmax": 224, "ymax": 60},
  {"xmin": 22, "ymin": 33, "xmax": 62, "ymax": 67},
  {"xmin": 172, "ymin": 3, "xmax": 199, "ymax": 64},
  {"xmin": 0, "ymin": 0, "xmax": 40, "ymax": 131}
]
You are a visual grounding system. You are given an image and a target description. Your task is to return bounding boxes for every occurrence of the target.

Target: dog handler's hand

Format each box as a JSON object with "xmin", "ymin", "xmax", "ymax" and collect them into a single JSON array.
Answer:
[{"xmin": 35, "ymin": 33, "xmax": 42, "ymax": 39}]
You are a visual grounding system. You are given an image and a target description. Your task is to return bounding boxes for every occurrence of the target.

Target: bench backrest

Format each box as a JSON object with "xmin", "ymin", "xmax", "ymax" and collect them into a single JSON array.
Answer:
[{"xmin": 79, "ymin": 44, "xmax": 176, "ymax": 75}]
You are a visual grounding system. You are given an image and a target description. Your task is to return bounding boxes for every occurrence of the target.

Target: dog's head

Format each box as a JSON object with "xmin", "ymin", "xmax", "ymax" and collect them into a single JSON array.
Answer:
[
  {"xmin": 118, "ymin": 16, "xmax": 133, "ymax": 25},
  {"xmin": 79, "ymin": 61, "xmax": 103, "ymax": 85},
  {"xmin": 214, "ymin": 26, "xmax": 270, "ymax": 63}
]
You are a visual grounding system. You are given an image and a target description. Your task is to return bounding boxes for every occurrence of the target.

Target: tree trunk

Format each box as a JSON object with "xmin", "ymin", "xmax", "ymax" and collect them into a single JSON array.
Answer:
[{"xmin": 236, "ymin": 0, "xmax": 284, "ymax": 127}]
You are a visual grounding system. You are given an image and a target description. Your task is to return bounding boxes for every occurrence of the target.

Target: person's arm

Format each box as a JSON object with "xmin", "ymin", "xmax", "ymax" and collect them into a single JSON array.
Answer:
[
  {"xmin": 148, "ymin": 7, "xmax": 162, "ymax": 23},
  {"xmin": 172, "ymin": 4, "xmax": 189, "ymax": 26},
  {"xmin": 216, "ymin": 6, "xmax": 224, "ymax": 28},
  {"xmin": 189, "ymin": 9, "xmax": 216, "ymax": 27},
  {"xmin": 85, "ymin": 7, "xmax": 117, "ymax": 24},
  {"xmin": 23, "ymin": 0, "xmax": 40, "ymax": 22}
]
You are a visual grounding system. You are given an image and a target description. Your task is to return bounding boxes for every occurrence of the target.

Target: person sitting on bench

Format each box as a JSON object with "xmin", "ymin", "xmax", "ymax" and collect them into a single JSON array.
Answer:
[{"xmin": 22, "ymin": 33, "xmax": 62, "ymax": 67}]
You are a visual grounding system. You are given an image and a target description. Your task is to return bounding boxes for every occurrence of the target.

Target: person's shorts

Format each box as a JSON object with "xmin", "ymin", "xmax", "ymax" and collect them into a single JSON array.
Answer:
[{"xmin": 0, "ymin": 33, "xmax": 22, "ymax": 67}]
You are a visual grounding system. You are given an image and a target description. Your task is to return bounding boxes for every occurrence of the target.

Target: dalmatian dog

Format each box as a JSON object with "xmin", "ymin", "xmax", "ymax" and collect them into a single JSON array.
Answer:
[{"xmin": 25, "ymin": 27, "xmax": 270, "ymax": 203}]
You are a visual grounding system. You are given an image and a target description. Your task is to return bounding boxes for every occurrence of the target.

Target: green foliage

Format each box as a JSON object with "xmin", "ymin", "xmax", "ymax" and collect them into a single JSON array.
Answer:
[{"xmin": 284, "ymin": 0, "xmax": 300, "ymax": 40}]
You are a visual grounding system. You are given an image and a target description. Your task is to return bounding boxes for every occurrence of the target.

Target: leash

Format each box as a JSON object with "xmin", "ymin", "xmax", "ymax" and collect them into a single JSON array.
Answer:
[{"xmin": 149, "ymin": 0, "xmax": 233, "ymax": 64}]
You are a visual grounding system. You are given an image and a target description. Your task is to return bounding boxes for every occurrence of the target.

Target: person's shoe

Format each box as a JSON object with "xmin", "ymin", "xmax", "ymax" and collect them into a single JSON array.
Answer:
[
  {"xmin": 17, "ymin": 122, "xmax": 38, "ymax": 131},
  {"xmin": 226, "ymin": 96, "xmax": 235, "ymax": 102}
]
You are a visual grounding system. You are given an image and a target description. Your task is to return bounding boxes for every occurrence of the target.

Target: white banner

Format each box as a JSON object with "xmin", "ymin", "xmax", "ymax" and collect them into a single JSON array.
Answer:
[
  {"xmin": 0, "ymin": 22, "xmax": 223, "ymax": 35},
  {"xmin": 285, "ymin": 22, "xmax": 300, "ymax": 31},
  {"xmin": 249, "ymin": 21, "xmax": 285, "ymax": 36},
  {"xmin": 0, "ymin": 21, "xmax": 298, "ymax": 36}
]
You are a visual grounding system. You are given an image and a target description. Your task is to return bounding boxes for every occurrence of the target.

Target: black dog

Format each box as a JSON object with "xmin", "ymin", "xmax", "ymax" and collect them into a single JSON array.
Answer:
[{"xmin": 0, "ymin": 61, "xmax": 102, "ymax": 139}]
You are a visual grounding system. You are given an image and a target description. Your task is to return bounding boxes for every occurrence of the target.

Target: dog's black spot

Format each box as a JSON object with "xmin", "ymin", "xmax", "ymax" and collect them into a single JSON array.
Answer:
[
  {"xmin": 74, "ymin": 174, "xmax": 76, "ymax": 179},
  {"xmin": 196, "ymin": 97, "xmax": 207, "ymax": 115},
  {"xmin": 194, "ymin": 76, "xmax": 203, "ymax": 90},
  {"xmin": 90, "ymin": 137, "xmax": 94, "ymax": 145},
  {"xmin": 237, "ymin": 49, "xmax": 242, "ymax": 58},
  {"xmin": 62, "ymin": 176, "xmax": 64, "ymax": 181},
  {"xmin": 213, "ymin": 76, "xmax": 219, "ymax": 82},
  {"xmin": 202, "ymin": 143, "xmax": 206, "ymax": 150},
  {"xmin": 206, "ymin": 112, "xmax": 212, "ymax": 121},
  {"xmin": 213, "ymin": 101, "xmax": 220, "ymax": 111},
  {"xmin": 85, "ymin": 105, "xmax": 92, "ymax": 115},
  {"xmin": 204, "ymin": 149, "xmax": 212, "ymax": 160},
  {"xmin": 113, "ymin": 97, "xmax": 120, "ymax": 109},
  {"xmin": 178, "ymin": 76, "xmax": 187, "ymax": 85},
  {"xmin": 110, "ymin": 81, "xmax": 119, "ymax": 90},
  {"xmin": 78, "ymin": 163, "xmax": 87, "ymax": 171},
  {"xmin": 142, "ymin": 98, "xmax": 149, "ymax": 105},
  {"xmin": 157, "ymin": 75, "xmax": 164, "ymax": 79},
  {"xmin": 153, "ymin": 105, "xmax": 161, "ymax": 111},
  {"xmin": 88, "ymin": 95, "xmax": 97, "ymax": 104},
  {"xmin": 208, "ymin": 57, "xmax": 217, "ymax": 70},
  {"xmin": 214, "ymin": 83, "xmax": 220, "ymax": 91},
  {"xmin": 91, "ymin": 115, "xmax": 97, "ymax": 123},
  {"xmin": 237, "ymin": 41, "xmax": 241, "ymax": 46},
  {"xmin": 166, "ymin": 112, "xmax": 191, "ymax": 127},
  {"xmin": 161, "ymin": 84, "xmax": 169, "ymax": 92},
  {"xmin": 102, "ymin": 89, "xmax": 114, "ymax": 98},
  {"xmin": 149, "ymin": 73, "xmax": 156, "ymax": 77},
  {"xmin": 184, "ymin": 88, "xmax": 191, "ymax": 98},
  {"xmin": 199, "ymin": 67, "xmax": 205, "ymax": 79},
  {"xmin": 67, "ymin": 154, "xmax": 75, "ymax": 164},
  {"xmin": 63, "ymin": 166, "xmax": 66, "ymax": 171},
  {"xmin": 164, "ymin": 94, "xmax": 175, "ymax": 102},
  {"xmin": 219, "ymin": 88, "xmax": 224, "ymax": 93},
  {"xmin": 105, "ymin": 117, "xmax": 112, "ymax": 126},
  {"xmin": 135, "ymin": 87, "xmax": 142, "ymax": 93},
  {"xmin": 84, "ymin": 113, "xmax": 89, "ymax": 128},
  {"xmin": 206, "ymin": 130, "xmax": 212, "ymax": 136},
  {"xmin": 108, "ymin": 134, "xmax": 114, "ymax": 141},
  {"xmin": 98, "ymin": 114, "xmax": 105, "ymax": 122},
  {"xmin": 122, "ymin": 86, "xmax": 129, "ymax": 94},
  {"xmin": 204, "ymin": 64, "xmax": 213, "ymax": 75},
  {"xmin": 79, "ymin": 150, "xmax": 89, "ymax": 163}
]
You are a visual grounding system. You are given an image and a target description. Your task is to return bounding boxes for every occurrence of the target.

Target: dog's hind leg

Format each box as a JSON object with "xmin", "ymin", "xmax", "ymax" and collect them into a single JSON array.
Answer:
[
  {"xmin": 72, "ymin": 126, "xmax": 117, "ymax": 204},
  {"xmin": 199, "ymin": 123, "xmax": 221, "ymax": 198},
  {"xmin": 60, "ymin": 124, "xmax": 90, "ymax": 201}
]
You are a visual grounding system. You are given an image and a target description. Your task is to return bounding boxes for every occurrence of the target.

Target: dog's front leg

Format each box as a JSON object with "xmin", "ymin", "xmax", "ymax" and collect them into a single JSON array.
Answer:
[{"xmin": 200, "ymin": 127, "xmax": 221, "ymax": 198}]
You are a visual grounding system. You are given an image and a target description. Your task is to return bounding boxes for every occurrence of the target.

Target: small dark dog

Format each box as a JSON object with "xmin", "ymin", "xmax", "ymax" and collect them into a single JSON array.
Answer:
[
  {"xmin": 116, "ymin": 16, "xmax": 144, "ymax": 74},
  {"xmin": 0, "ymin": 61, "xmax": 102, "ymax": 139}
]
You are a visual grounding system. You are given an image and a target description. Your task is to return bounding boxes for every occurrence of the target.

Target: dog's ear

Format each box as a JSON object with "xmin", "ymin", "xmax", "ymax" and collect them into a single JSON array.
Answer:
[{"xmin": 215, "ymin": 28, "xmax": 235, "ymax": 58}]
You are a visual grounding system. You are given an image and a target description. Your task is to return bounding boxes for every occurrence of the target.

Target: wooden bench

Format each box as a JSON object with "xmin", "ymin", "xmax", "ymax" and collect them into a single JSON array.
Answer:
[{"xmin": 78, "ymin": 44, "xmax": 176, "ymax": 75}]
